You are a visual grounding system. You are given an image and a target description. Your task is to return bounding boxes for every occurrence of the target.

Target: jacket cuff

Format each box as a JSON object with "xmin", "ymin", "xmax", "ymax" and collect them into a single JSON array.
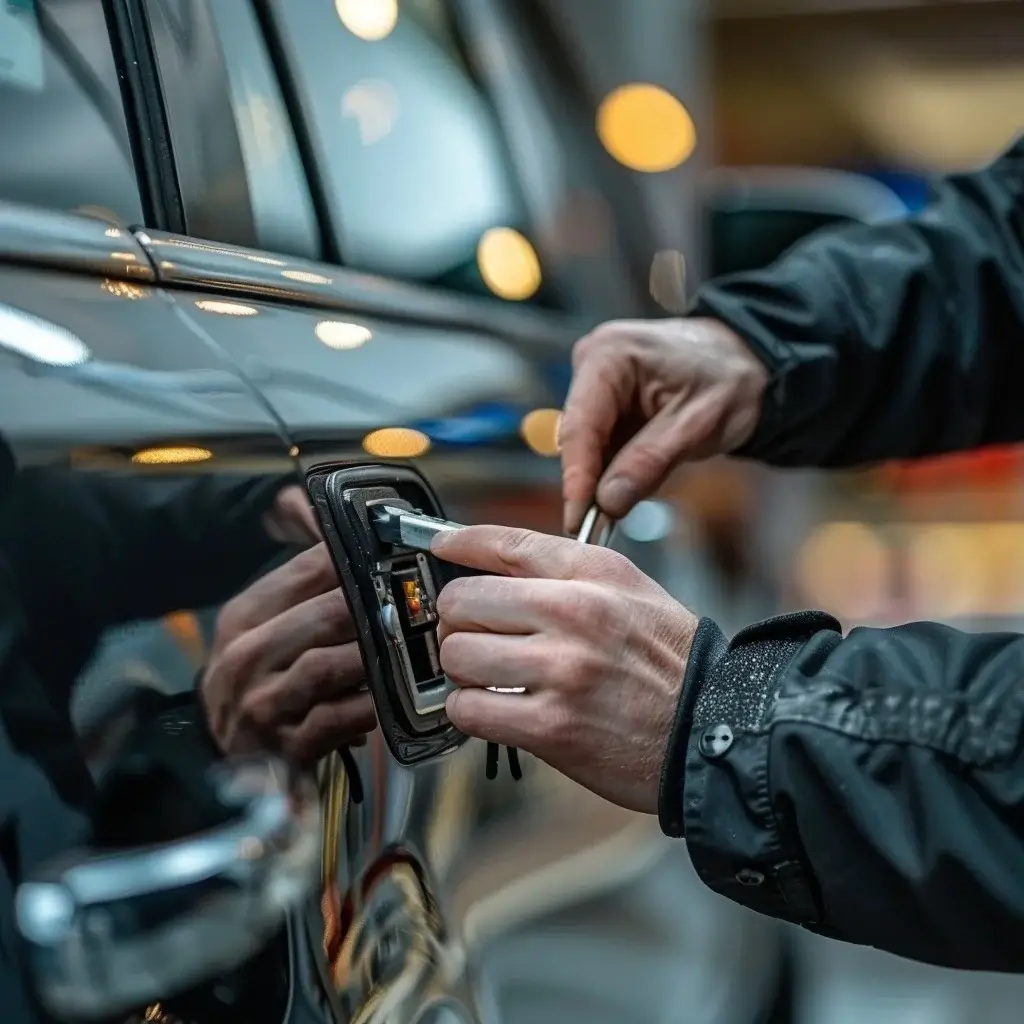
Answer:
[
  {"xmin": 660, "ymin": 611, "xmax": 841, "ymax": 925},
  {"xmin": 689, "ymin": 267, "xmax": 842, "ymax": 464}
]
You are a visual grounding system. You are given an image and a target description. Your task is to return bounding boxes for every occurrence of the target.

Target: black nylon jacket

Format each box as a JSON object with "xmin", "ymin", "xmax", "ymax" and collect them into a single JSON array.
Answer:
[{"xmin": 659, "ymin": 136, "xmax": 1024, "ymax": 971}]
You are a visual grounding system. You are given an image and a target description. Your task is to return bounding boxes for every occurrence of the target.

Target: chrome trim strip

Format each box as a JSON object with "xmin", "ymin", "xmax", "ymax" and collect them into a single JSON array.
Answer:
[
  {"xmin": 136, "ymin": 230, "xmax": 584, "ymax": 350},
  {"xmin": 0, "ymin": 201, "xmax": 155, "ymax": 281}
]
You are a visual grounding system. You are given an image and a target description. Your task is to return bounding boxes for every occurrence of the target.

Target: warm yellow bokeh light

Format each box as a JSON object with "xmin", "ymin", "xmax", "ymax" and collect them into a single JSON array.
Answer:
[
  {"xmin": 132, "ymin": 446, "xmax": 214, "ymax": 466},
  {"xmin": 597, "ymin": 83, "xmax": 697, "ymax": 173},
  {"xmin": 520, "ymin": 409, "xmax": 561, "ymax": 458},
  {"xmin": 335, "ymin": 0, "xmax": 398, "ymax": 41},
  {"xmin": 315, "ymin": 321, "xmax": 372, "ymax": 350},
  {"xmin": 795, "ymin": 521, "xmax": 891, "ymax": 621},
  {"xmin": 362, "ymin": 427, "xmax": 431, "ymax": 459},
  {"xmin": 477, "ymin": 227, "xmax": 542, "ymax": 302},
  {"xmin": 194, "ymin": 299, "xmax": 259, "ymax": 317}
]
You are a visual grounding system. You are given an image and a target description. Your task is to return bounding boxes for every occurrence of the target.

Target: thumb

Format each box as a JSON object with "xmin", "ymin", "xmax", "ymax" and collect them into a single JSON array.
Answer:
[{"xmin": 596, "ymin": 391, "xmax": 724, "ymax": 516}]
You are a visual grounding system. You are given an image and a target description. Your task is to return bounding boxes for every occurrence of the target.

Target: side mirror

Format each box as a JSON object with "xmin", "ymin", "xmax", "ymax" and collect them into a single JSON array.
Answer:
[{"xmin": 705, "ymin": 167, "xmax": 907, "ymax": 277}]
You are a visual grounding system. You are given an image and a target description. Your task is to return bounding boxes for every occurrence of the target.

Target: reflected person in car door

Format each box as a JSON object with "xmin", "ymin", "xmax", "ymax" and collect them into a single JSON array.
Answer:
[{"xmin": 0, "ymin": 446, "xmax": 371, "ymax": 1024}]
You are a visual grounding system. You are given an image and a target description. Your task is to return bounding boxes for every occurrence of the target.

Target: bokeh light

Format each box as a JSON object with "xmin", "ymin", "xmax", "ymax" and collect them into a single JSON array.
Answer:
[
  {"xmin": 132, "ymin": 446, "xmax": 214, "ymax": 466},
  {"xmin": 597, "ymin": 84, "xmax": 696, "ymax": 173},
  {"xmin": 335, "ymin": 0, "xmax": 398, "ymax": 41},
  {"xmin": 362, "ymin": 427, "xmax": 431, "ymax": 459},
  {"xmin": 477, "ymin": 228, "xmax": 542, "ymax": 301},
  {"xmin": 520, "ymin": 409, "xmax": 561, "ymax": 457}
]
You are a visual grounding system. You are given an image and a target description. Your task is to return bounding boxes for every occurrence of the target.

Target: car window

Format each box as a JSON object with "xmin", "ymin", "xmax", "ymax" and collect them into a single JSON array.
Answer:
[
  {"xmin": 262, "ymin": 0, "xmax": 548, "ymax": 304},
  {"xmin": 0, "ymin": 0, "xmax": 144, "ymax": 225}
]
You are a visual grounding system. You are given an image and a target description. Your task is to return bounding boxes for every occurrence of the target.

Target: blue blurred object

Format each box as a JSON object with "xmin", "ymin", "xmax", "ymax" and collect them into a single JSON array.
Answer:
[
  {"xmin": 413, "ymin": 401, "xmax": 524, "ymax": 445},
  {"xmin": 861, "ymin": 170, "xmax": 931, "ymax": 213}
]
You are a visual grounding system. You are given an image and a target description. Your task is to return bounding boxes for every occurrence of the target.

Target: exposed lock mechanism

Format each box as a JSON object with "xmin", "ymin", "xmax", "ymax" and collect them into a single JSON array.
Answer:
[{"xmin": 305, "ymin": 462, "xmax": 471, "ymax": 767}]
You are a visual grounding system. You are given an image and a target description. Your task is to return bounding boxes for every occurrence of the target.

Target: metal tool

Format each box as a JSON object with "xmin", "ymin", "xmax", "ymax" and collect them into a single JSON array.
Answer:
[
  {"xmin": 371, "ymin": 504, "xmax": 464, "ymax": 551},
  {"xmin": 577, "ymin": 504, "xmax": 616, "ymax": 547},
  {"xmin": 371, "ymin": 503, "xmax": 616, "ymax": 552}
]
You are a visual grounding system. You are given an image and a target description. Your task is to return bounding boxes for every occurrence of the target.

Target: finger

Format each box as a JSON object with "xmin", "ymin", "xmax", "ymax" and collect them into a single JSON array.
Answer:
[
  {"xmin": 436, "ymin": 576, "xmax": 578, "ymax": 640},
  {"xmin": 440, "ymin": 632, "xmax": 554, "ymax": 690},
  {"xmin": 431, "ymin": 524, "xmax": 599, "ymax": 581},
  {"xmin": 230, "ymin": 590, "xmax": 356, "ymax": 677},
  {"xmin": 280, "ymin": 695, "xmax": 377, "ymax": 765},
  {"xmin": 446, "ymin": 688, "xmax": 547, "ymax": 750},
  {"xmin": 266, "ymin": 485, "xmax": 322, "ymax": 545},
  {"xmin": 596, "ymin": 390, "xmax": 725, "ymax": 517},
  {"xmin": 560, "ymin": 346, "xmax": 634, "ymax": 534},
  {"xmin": 217, "ymin": 543, "xmax": 340, "ymax": 641},
  {"xmin": 240, "ymin": 643, "xmax": 366, "ymax": 727}
]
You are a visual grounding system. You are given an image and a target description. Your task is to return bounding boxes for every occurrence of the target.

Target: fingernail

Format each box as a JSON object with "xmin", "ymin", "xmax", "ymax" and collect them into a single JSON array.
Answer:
[
  {"xmin": 563, "ymin": 499, "xmax": 586, "ymax": 535},
  {"xmin": 431, "ymin": 530, "xmax": 452, "ymax": 552},
  {"xmin": 599, "ymin": 477, "xmax": 635, "ymax": 514}
]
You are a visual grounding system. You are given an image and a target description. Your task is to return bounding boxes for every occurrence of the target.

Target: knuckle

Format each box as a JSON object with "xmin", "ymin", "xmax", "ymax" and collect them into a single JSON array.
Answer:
[
  {"xmin": 218, "ymin": 634, "xmax": 261, "ymax": 689},
  {"xmin": 214, "ymin": 597, "xmax": 248, "ymax": 647},
  {"xmin": 293, "ymin": 645, "xmax": 337, "ymax": 681},
  {"xmin": 624, "ymin": 442, "xmax": 668, "ymax": 480},
  {"xmin": 537, "ymin": 699, "xmax": 576, "ymax": 746},
  {"xmin": 435, "ymin": 577, "xmax": 468, "ymax": 618},
  {"xmin": 292, "ymin": 543, "xmax": 338, "ymax": 592},
  {"xmin": 494, "ymin": 529, "xmax": 533, "ymax": 572},
  {"xmin": 547, "ymin": 583, "xmax": 589, "ymax": 626},
  {"xmin": 438, "ymin": 633, "xmax": 471, "ymax": 680},
  {"xmin": 238, "ymin": 691, "xmax": 273, "ymax": 731}
]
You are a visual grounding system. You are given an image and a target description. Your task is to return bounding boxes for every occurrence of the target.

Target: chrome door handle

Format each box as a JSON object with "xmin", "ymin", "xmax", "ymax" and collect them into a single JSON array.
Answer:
[{"xmin": 16, "ymin": 756, "xmax": 321, "ymax": 1021}]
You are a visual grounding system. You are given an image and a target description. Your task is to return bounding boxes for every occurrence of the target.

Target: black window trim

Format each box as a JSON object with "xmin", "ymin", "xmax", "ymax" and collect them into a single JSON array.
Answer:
[{"xmin": 102, "ymin": 0, "xmax": 186, "ymax": 233}]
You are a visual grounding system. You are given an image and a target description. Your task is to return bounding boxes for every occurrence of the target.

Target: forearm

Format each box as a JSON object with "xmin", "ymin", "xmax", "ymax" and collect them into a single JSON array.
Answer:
[
  {"xmin": 660, "ymin": 613, "xmax": 1024, "ymax": 971},
  {"xmin": 693, "ymin": 137, "xmax": 1024, "ymax": 467}
]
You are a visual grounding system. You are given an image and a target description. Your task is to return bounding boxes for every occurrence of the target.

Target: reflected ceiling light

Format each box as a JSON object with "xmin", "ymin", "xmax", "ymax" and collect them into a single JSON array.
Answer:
[
  {"xmin": 477, "ymin": 227, "xmax": 542, "ymax": 302},
  {"xmin": 101, "ymin": 279, "xmax": 151, "ymax": 300},
  {"xmin": 282, "ymin": 269, "xmax": 333, "ymax": 285},
  {"xmin": 132, "ymin": 446, "xmax": 214, "ymax": 466},
  {"xmin": 315, "ymin": 320, "xmax": 372, "ymax": 350},
  {"xmin": 194, "ymin": 299, "xmax": 259, "ymax": 317},
  {"xmin": 362, "ymin": 427, "xmax": 431, "ymax": 459},
  {"xmin": 74, "ymin": 205, "xmax": 122, "ymax": 226},
  {"xmin": 649, "ymin": 250, "xmax": 688, "ymax": 313},
  {"xmin": 621, "ymin": 501, "xmax": 675, "ymax": 543},
  {"xmin": 0, "ymin": 303, "xmax": 91, "ymax": 366},
  {"xmin": 335, "ymin": 0, "xmax": 398, "ymax": 41},
  {"xmin": 342, "ymin": 79, "xmax": 399, "ymax": 145},
  {"xmin": 520, "ymin": 408, "xmax": 561, "ymax": 458},
  {"xmin": 597, "ymin": 83, "xmax": 696, "ymax": 173},
  {"xmin": 109, "ymin": 251, "xmax": 138, "ymax": 263},
  {"xmin": 104, "ymin": 227, "xmax": 122, "ymax": 239}
]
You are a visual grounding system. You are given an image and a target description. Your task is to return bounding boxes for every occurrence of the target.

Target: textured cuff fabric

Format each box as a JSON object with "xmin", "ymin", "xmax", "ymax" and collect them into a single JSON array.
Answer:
[{"xmin": 660, "ymin": 611, "xmax": 841, "ymax": 925}]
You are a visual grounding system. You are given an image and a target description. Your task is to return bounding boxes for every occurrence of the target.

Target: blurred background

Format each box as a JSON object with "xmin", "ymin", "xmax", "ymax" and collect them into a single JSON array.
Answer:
[{"xmin": 5, "ymin": 0, "xmax": 1024, "ymax": 1022}]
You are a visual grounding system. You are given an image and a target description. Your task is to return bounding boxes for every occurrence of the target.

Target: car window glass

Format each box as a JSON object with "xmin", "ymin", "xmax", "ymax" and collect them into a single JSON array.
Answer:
[
  {"xmin": 263, "ymin": 0, "xmax": 546, "ymax": 303},
  {"xmin": 0, "ymin": 0, "xmax": 144, "ymax": 225}
]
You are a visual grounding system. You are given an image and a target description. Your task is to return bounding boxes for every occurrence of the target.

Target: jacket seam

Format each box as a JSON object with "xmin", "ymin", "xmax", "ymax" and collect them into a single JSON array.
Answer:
[{"xmin": 753, "ymin": 707, "xmax": 1024, "ymax": 769}]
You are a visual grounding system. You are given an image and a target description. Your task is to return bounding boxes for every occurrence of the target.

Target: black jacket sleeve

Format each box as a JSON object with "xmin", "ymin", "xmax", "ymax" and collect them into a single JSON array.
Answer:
[
  {"xmin": 659, "ymin": 613, "xmax": 1024, "ymax": 972},
  {"xmin": 692, "ymin": 137, "xmax": 1024, "ymax": 467}
]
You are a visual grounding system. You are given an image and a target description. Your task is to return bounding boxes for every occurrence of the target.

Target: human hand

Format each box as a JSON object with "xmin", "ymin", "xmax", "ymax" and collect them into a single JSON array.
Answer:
[
  {"xmin": 431, "ymin": 526, "xmax": 698, "ymax": 814},
  {"xmin": 263, "ymin": 484, "xmax": 321, "ymax": 546},
  {"xmin": 199, "ymin": 543, "xmax": 375, "ymax": 764},
  {"xmin": 560, "ymin": 317, "xmax": 768, "ymax": 532}
]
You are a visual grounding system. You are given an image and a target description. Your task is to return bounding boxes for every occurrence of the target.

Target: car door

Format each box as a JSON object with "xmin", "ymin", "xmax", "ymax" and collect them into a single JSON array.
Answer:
[{"xmin": 96, "ymin": 4, "xmax": 784, "ymax": 1024}]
